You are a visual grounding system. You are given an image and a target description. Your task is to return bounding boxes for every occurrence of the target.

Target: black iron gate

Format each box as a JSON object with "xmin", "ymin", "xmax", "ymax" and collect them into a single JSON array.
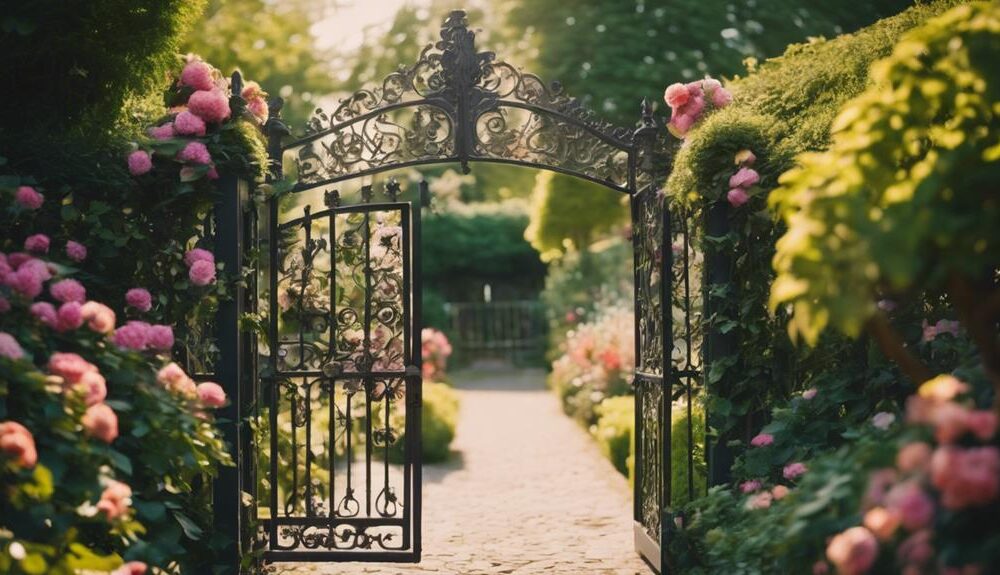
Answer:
[
  {"xmin": 230, "ymin": 8, "xmax": 707, "ymax": 572},
  {"xmin": 260, "ymin": 180, "xmax": 425, "ymax": 562}
]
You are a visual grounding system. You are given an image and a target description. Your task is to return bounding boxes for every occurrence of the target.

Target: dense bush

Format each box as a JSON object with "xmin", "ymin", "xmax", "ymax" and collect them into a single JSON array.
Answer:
[
  {"xmin": 593, "ymin": 396, "xmax": 633, "ymax": 477},
  {"xmin": 390, "ymin": 381, "xmax": 460, "ymax": 464}
]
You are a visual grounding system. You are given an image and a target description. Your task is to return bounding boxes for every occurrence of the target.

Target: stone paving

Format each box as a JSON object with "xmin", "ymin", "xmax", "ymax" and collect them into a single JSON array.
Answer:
[{"xmin": 276, "ymin": 367, "xmax": 649, "ymax": 575}]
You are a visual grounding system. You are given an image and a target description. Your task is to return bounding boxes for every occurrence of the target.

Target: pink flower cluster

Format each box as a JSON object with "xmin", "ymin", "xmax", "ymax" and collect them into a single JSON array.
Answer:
[
  {"xmin": 550, "ymin": 305, "xmax": 636, "ymax": 396},
  {"xmin": 96, "ymin": 479, "xmax": 132, "ymax": 521},
  {"xmin": 750, "ymin": 432, "xmax": 774, "ymax": 447},
  {"xmin": 156, "ymin": 362, "xmax": 227, "ymax": 407},
  {"xmin": 421, "ymin": 328, "xmax": 453, "ymax": 380},
  {"xmin": 663, "ymin": 77, "xmax": 732, "ymax": 137},
  {"xmin": 922, "ymin": 318, "xmax": 961, "ymax": 342},
  {"xmin": 126, "ymin": 287, "xmax": 153, "ymax": 312},
  {"xmin": 112, "ymin": 562, "xmax": 148, "ymax": 575},
  {"xmin": 185, "ymin": 247, "xmax": 217, "ymax": 286},
  {"xmin": 0, "ymin": 420, "xmax": 37, "ymax": 468},
  {"xmin": 112, "ymin": 321, "xmax": 174, "ymax": 352},
  {"xmin": 0, "ymin": 331, "xmax": 24, "ymax": 360},
  {"xmin": 47, "ymin": 352, "xmax": 119, "ymax": 443},
  {"xmin": 727, "ymin": 149, "xmax": 759, "ymax": 208},
  {"xmin": 14, "ymin": 185, "xmax": 44, "ymax": 210},
  {"xmin": 241, "ymin": 80, "xmax": 270, "ymax": 124},
  {"xmin": 820, "ymin": 374, "xmax": 999, "ymax": 575}
]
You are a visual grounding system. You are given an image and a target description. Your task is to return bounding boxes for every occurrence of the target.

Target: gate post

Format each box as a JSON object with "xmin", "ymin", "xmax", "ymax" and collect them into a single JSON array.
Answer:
[{"xmin": 211, "ymin": 71, "xmax": 250, "ymax": 574}]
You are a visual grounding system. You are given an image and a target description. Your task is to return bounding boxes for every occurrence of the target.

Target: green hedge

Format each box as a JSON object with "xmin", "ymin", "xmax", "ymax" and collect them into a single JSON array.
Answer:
[{"xmin": 390, "ymin": 381, "xmax": 459, "ymax": 464}]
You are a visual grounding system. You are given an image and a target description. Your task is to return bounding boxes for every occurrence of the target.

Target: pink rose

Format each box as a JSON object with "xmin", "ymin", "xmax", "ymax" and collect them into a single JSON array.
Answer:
[
  {"xmin": 50, "ymin": 278, "xmax": 86, "ymax": 303},
  {"xmin": 750, "ymin": 433, "xmax": 774, "ymax": 447},
  {"xmin": 197, "ymin": 381, "xmax": 227, "ymax": 407},
  {"xmin": 112, "ymin": 321, "xmax": 151, "ymax": 351},
  {"xmin": 727, "ymin": 188, "xmax": 750, "ymax": 207},
  {"xmin": 826, "ymin": 527, "xmax": 878, "ymax": 575},
  {"xmin": 931, "ymin": 446, "xmax": 1000, "ymax": 510},
  {"xmin": 241, "ymin": 81, "xmax": 264, "ymax": 100},
  {"xmin": 96, "ymin": 479, "xmax": 132, "ymax": 520},
  {"xmin": 189, "ymin": 259, "xmax": 216, "ymax": 286},
  {"xmin": 56, "ymin": 301, "xmax": 84, "ymax": 332},
  {"xmin": 82, "ymin": 403, "xmax": 119, "ymax": 443},
  {"xmin": 177, "ymin": 141, "xmax": 212, "ymax": 165},
  {"xmin": 802, "ymin": 388, "xmax": 818, "ymax": 400},
  {"xmin": 864, "ymin": 468, "xmax": 899, "ymax": 508},
  {"xmin": 783, "ymin": 462, "xmax": 808, "ymax": 480},
  {"xmin": 65, "ymin": 240, "xmax": 87, "ymax": 262},
  {"xmin": 663, "ymin": 82, "xmax": 690, "ymax": 108},
  {"xmin": 246, "ymin": 97, "xmax": 269, "ymax": 123},
  {"xmin": 24, "ymin": 234, "xmax": 50, "ymax": 254},
  {"xmin": 0, "ymin": 332, "xmax": 24, "ymax": 360},
  {"xmin": 7, "ymin": 253, "xmax": 32, "ymax": 268},
  {"xmin": 729, "ymin": 167, "xmax": 760, "ymax": 189},
  {"xmin": 15, "ymin": 186, "xmax": 44, "ymax": 210},
  {"xmin": 931, "ymin": 402, "xmax": 972, "ymax": 444},
  {"xmin": 127, "ymin": 150, "xmax": 153, "ymax": 176},
  {"xmin": 863, "ymin": 507, "xmax": 901, "ymax": 541},
  {"xmin": 147, "ymin": 324, "xmax": 174, "ymax": 351},
  {"xmin": 745, "ymin": 491, "xmax": 773, "ymax": 510},
  {"xmin": 771, "ymin": 485, "xmax": 790, "ymax": 500},
  {"xmin": 30, "ymin": 301, "xmax": 57, "ymax": 326},
  {"xmin": 669, "ymin": 112, "xmax": 697, "ymax": 136},
  {"xmin": 81, "ymin": 301, "xmax": 116, "ymax": 334},
  {"xmin": 125, "ymin": 288, "xmax": 153, "ymax": 312},
  {"xmin": 740, "ymin": 479, "xmax": 763, "ymax": 493},
  {"xmin": 711, "ymin": 85, "xmax": 733, "ymax": 108},
  {"xmin": 966, "ymin": 410, "xmax": 998, "ymax": 441},
  {"xmin": 180, "ymin": 59, "xmax": 215, "ymax": 91},
  {"xmin": 76, "ymin": 370, "xmax": 107, "ymax": 406},
  {"xmin": 48, "ymin": 352, "xmax": 97, "ymax": 384},
  {"xmin": 885, "ymin": 481, "xmax": 935, "ymax": 531},
  {"xmin": 188, "ymin": 88, "xmax": 231, "ymax": 123},
  {"xmin": 0, "ymin": 421, "xmax": 37, "ymax": 468},
  {"xmin": 184, "ymin": 247, "xmax": 215, "ymax": 267},
  {"xmin": 896, "ymin": 442, "xmax": 933, "ymax": 474},
  {"xmin": 157, "ymin": 362, "xmax": 197, "ymax": 397},
  {"xmin": 113, "ymin": 562, "xmax": 148, "ymax": 575},
  {"xmin": 173, "ymin": 110, "xmax": 207, "ymax": 136},
  {"xmin": 148, "ymin": 123, "xmax": 175, "ymax": 140}
]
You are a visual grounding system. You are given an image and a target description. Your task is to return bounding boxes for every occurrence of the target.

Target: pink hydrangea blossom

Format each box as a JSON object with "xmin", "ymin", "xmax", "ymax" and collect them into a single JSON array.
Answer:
[
  {"xmin": 896, "ymin": 442, "xmax": 933, "ymax": 473},
  {"xmin": 148, "ymin": 123, "xmax": 175, "ymax": 140},
  {"xmin": 188, "ymin": 88, "xmax": 231, "ymax": 123},
  {"xmin": 863, "ymin": 507, "xmax": 901, "ymax": 541},
  {"xmin": 885, "ymin": 481, "xmax": 935, "ymax": 531},
  {"xmin": 30, "ymin": 301, "xmax": 58, "ymax": 326},
  {"xmin": 125, "ymin": 288, "xmax": 153, "ymax": 312},
  {"xmin": 177, "ymin": 141, "xmax": 212, "ymax": 165},
  {"xmin": 112, "ymin": 562, "xmax": 148, "ymax": 575},
  {"xmin": 112, "ymin": 321, "xmax": 151, "ymax": 351},
  {"xmin": 931, "ymin": 446, "xmax": 1000, "ymax": 510},
  {"xmin": 50, "ymin": 278, "xmax": 86, "ymax": 303},
  {"xmin": 197, "ymin": 381, "xmax": 227, "ymax": 407},
  {"xmin": 127, "ymin": 150, "xmax": 153, "ymax": 176},
  {"xmin": 189, "ymin": 259, "xmax": 216, "ymax": 286},
  {"xmin": 783, "ymin": 462, "xmax": 808, "ymax": 480},
  {"xmin": 96, "ymin": 479, "xmax": 132, "ymax": 520},
  {"xmin": 669, "ymin": 111, "xmax": 697, "ymax": 136},
  {"xmin": 81, "ymin": 301, "xmax": 116, "ymax": 334},
  {"xmin": 729, "ymin": 167, "xmax": 760, "ymax": 189},
  {"xmin": 802, "ymin": 388, "xmax": 818, "ymax": 400},
  {"xmin": 663, "ymin": 82, "xmax": 690, "ymax": 108},
  {"xmin": 15, "ymin": 186, "xmax": 44, "ymax": 210},
  {"xmin": 6, "ymin": 266, "xmax": 44, "ymax": 299},
  {"xmin": 173, "ymin": 110, "xmax": 207, "ymax": 136},
  {"xmin": 711, "ymin": 85, "xmax": 733, "ymax": 108},
  {"xmin": 0, "ymin": 421, "xmax": 37, "ymax": 468},
  {"xmin": 147, "ymin": 324, "xmax": 174, "ymax": 351},
  {"xmin": 727, "ymin": 188, "xmax": 750, "ymax": 207},
  {"xmin": 826, "ymin": 526, "xmax": 878, "ymax": 575},
  {"xmin": 24, "ymin": 234, "xmax": 50, "ymax": 254},
  {"xmin": 740, "ymin": 479, "xmax": 763, "ymax": 493},
  {"xmin": 180, "ymin": 59, "xmax": 216, "ymax": 91},
  {"xmin": 65, "ymin": 240, "xmax": 87, "ymax": 262},
  {"xmin": 56, "ymin": 301, "xmax": 84, "ymax": 332},
  {"xmin": 246, "ymin": 97, "xmax": 269, "ymax": 122},
  {"xmin": 0, "ymin": 332, "xmax": 25, "ymax": 360},
  {"xmin": 83, "ymin": 403, "xmax": 119, "ymax": 444},
  {"xmin": 750, "ymin": 433, "xmax": 774, "ymax": 447},
  {"xmin": 7, "ymin": 252, "xmax": 32, "ymax": 268}
]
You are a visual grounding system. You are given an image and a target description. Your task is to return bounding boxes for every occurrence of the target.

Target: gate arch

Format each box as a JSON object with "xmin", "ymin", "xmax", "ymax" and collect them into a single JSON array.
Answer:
[{"xmin": 255, "ymin": 9, "xmax": 691, "ymax": 573}]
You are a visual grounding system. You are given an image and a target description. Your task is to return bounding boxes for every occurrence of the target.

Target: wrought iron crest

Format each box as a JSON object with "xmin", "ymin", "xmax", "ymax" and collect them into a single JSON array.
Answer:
[{"xmin": 289, "ymin": 10, "xmax": 658, "ymax": 193}]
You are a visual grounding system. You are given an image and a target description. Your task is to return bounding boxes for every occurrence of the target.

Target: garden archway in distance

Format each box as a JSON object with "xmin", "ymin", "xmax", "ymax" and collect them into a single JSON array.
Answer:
[{"xmin": 252, "ymin": 10, "xmax": 697, "ymax": 573}]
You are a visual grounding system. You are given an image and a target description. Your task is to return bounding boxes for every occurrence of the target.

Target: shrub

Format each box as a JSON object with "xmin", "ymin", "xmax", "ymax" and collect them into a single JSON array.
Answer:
[
  {"xmin": 593, "ymin": 396, "xmax": 634, "ymax": 477},
  {"xmin": 421, "ymin": 328, "xmax": 453, "ymax": 382},
  {"xmin": 390, "ymin": 381, "xmax": 459, "ymax": 464}
]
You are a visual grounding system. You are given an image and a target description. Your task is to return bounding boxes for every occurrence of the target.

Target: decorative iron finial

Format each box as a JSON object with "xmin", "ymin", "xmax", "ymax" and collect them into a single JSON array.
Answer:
[
  {"xmin": 360, "ymin": 185, "xmax": 374, "ymax": 204},
  {"xmin": 324, "ymin": 189, "xmax": 341, "ymax": 208},
  {"xmin": 385, "ymin": 179, "xmax": 400, "ymax": 202},
  {"xmin": 230, "ymin": 71, "xmax": 244, "ymax": 100},
  {"xmin": 419, "ymin": 180, "xmax": 431, "ymax": 208},
  {"xmin": 640, "ymin": 98, "xmax": 655, "ymax": 128}
]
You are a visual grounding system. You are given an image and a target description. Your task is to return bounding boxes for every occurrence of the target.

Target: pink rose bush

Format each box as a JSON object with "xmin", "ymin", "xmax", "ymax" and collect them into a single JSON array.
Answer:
[
  {"xmin": 727, "ymin": 149, "xmax": 759, "ymax": 208},
  {"xmin": 421, "ymin": 327, "xmax": 453, "ymax": 380},
  {"xmin": 663, "ymin": 76, "xmax": 733, "ymax": 137},
  {"xmin": 185, "ymin": 247, "xmax": 217, "ymax": 286}
]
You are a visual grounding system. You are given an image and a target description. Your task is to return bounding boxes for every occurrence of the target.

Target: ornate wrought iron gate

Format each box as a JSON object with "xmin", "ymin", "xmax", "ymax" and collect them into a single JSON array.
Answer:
[{"xmin": 245, "ymin": 8, "xmax": 694, "ymax": 572}]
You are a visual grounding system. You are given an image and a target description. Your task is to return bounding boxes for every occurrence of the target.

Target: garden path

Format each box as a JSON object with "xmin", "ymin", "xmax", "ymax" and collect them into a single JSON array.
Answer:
[{"xmin": 276, "ymin": 367, "xmax": 647, "ymax": 575}]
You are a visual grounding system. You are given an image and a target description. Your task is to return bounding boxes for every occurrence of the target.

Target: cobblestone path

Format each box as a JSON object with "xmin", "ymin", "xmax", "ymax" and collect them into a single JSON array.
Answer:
[{"xmin": 277, "ymin": 368, "xmax": 649, "ymax": 575}]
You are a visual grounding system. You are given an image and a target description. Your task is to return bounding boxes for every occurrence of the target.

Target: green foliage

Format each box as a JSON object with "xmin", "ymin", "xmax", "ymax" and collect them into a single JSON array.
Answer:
[
  {"xmin": 670, "ymin": 401, "xmax": 707, "ymax": 508},
  {"xmin": 391, "ymin": 381, "xmax": 459, "ymax": 464},
  {"xmin": 0, "ymin": 0, "xmax": 206, "ymax": 144},
  {"xmin": 593, "ymin": 396, "xmax": 634, "ymax": 477},
  {"xmin": 423, "ymin": 199, "xmax": 545, "ymax": 302},
  {"xmin": 770, "ymin": 1, "xmax": 1000, "ymax": 345},
  {"xmin": 507, "ymin": 0, "xmax": 913, "ymax": 127},
  {"xmin": 525, "ymin": 172, "xmax": 628, "ymax": 260},
  {"xmin": 181, "ymin": 0, "xmax": 338, "ymax": 128}
]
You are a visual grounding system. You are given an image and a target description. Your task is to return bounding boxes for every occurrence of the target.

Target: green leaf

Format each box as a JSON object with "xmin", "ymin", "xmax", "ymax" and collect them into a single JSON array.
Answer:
[{"xmin": 173, "ymin": 511, "xmax": 204, "ymax": 540}]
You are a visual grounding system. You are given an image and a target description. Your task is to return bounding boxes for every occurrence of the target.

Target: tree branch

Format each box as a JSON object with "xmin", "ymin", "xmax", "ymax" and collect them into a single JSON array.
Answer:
[{"xmin": 865, "ymin": 312, "xmax": 933, "ymax": 385}]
